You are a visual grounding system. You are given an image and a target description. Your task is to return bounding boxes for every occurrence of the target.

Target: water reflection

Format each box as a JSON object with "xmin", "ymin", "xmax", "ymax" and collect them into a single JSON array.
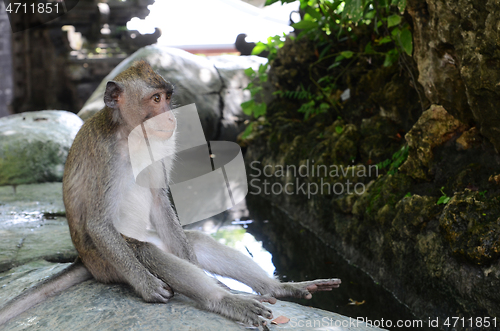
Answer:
[
  {"xmin": 185, "ymin": 202, "xmax": 275, "ymax": 293},
  {"xmin": 186, "ymin": 196, "xmax": 432, "ymax": 331}
]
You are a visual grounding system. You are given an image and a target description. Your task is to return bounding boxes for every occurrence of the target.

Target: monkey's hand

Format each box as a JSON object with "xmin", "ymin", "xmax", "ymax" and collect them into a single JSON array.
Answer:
[
  {"xmin": 271, "ymin": 278, "xmax": 341, "ymax": 299},
  {"xmin": 134, "ymin": 272, "xmax": 173, "ymax": 303},
  {"xmin": 208, "ymin": 294, "xmax": 273, "ymax": 327}
]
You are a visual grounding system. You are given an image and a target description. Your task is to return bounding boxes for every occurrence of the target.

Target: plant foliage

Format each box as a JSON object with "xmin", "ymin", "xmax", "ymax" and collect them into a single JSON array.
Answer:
[
  {"xmin": 376, "ymin": 145, "xmax": 409, "ymax": 175},
  {"xmin": 241, "ymin": 0, "xmax": 413, "ymax": 135}
]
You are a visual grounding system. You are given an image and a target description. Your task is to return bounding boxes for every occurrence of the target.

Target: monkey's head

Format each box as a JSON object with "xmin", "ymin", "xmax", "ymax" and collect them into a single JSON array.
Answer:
[{"xmin": 104, "ymin": 60, "xmax": 175, "ymax": 139}]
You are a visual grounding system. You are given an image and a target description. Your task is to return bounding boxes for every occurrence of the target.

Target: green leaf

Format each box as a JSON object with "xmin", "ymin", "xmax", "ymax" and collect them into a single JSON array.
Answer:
[
  {"xmin": 292, "ymin": 20, "xmax": 319, "ymax": 30},
  {"xmin": 404, "ymin": 192, "xmax": 411, "ymax": 198},
  {"xmin": 253, "ymin": 102, "xmax": 267, "ymax": 117},
  {"xmin": 437, "ymin": 196, "xmax": 451, "ymax": 205},
  {"xmin": 251, "ymin": 43, "xmax": 267, "ymax": 56},
  {"xmin": 364, "ymin": 42, "xmax": 374, "ymax": 54},
  {"xmin": 241, "ymin": 100, "xmax": 255, "ymax": 116},
  {"xmin": 244, "ymin": 68, "xmax": 255, "ymax": 77},
  {"xmin": 249, "ymin": 86, "xmax": 263, "ymax": 97},
  {"xmin": 343, "ymin": 0, "xmax": 364, "ymax": 22},
  {"xmin": 305, "ymin": 6, "xmax": 322, "ymax": 20},
  {"xmin": 397, "ymin": 0, "xmax": 407, "ymax": 11},
  {"xmin": 364, "ymin": 10, "xmax": 376, "ymax": 19},
  {"xmin": 319, "ymin": 102, "xmax": 330, "ymax": 111},
  {"xmin": 317, "ymin": 76, "xmax": 331, "ymax": 84},
  {"xmin": 319, "ymin": 44, "xmax": 332, "ymax": 59},
  {"xmin": 334, "ymin": 54, "xmax": 345, "ymax": 62},
  {"xmin": 328, "ymin": 62, "xmax": 342, "ymax": 69},
  {"xmin": 399, "ymin": 28, "xmax": 413, "ymax": 55},
  {"xmin": 241, "ymin": 124, "xmax": 254, "ymax": 139},
  {"xmin": 387, "ymin": 15, "xmax": 402, "ymax": 28},
  {"xmin": 335, "ymin": 126, "xmax": 344, "ymax": 134},
  {"xmin": 258, "ymin": 63, "xmax": 268, "ymax": 74},
  {"xmin": 340, "ymin": 51, "xmax": 354, "ymax": 59},
  {"xmin": 378, "ymin": 36, "xmax": 392, "ymax": 45},
  {"xmin": 383, "ymin": 48, "xmax": 399, "ymax": 67}
]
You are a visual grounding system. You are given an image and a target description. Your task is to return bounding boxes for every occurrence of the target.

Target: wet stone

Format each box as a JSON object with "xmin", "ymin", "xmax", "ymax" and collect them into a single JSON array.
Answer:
[{"xmin": 0, "ymin": 183, "xmax": 383, "ymax": 331}]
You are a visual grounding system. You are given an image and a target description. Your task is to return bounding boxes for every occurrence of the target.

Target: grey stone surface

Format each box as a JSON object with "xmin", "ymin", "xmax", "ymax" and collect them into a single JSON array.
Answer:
[
  {"xmin": 0, "ymin": 182, "xmax": 383, "ymax": 331},
  {"xmin": 1, "ymin": 262, "xmax": 383, "ymax": 331},
  {"xmin": 0, "ymin": 111, "xmax": 83, "ymax": 186},
  {"xmin": 78, "ymin": 45, "xmax": 266, "ymax": 141},
  {"xmin": 0, "ymin": 183, "xmax": 76, "ymax": 272}
]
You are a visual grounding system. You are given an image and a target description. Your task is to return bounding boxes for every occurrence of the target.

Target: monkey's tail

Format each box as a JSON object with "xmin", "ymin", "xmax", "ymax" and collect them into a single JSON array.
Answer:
[{"xmin": 0, "ymin": 258, "xmax": 92, "ymax": 326}]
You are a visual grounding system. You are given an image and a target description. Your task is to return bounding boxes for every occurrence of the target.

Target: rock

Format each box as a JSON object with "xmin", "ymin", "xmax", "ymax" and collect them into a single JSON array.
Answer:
[
  {"xmin": 400, "ymin": 105, "xmax": 469, "ymax": 180},
  {"xmin": 456, "ymin": 127, "xmax": 482, "ymax": 150},
  {"xmin": 0, "ymin": 261, "xmax": 384, "ymax": 331},
  {"xmin": 0, "ymin": 111, "xmax": 83, "ymax": 186},
  {"xmin": 359, "ymin": 115, "xmax": 401, "ymax": 165},
  {"xmin": 78, "ymin": 45, "xmax": 267, "ymax": 141},
  {"xmin": 208, "ymin": 55, "xmax": 267, "ymax": 141},
  {"xmin": 0, "ymin": 183, "xmax": 76, "ymax": 272},
  {"xmin": 407, "ymin": 0, "xmax": 500, "ymax": 152},
  {"xmin": 0, "ymin": 184, "xmax": 381, "ymax": 331},
  {"xmin": 440, "ymin": 190, "xmax": 500, "ymax": 265}
]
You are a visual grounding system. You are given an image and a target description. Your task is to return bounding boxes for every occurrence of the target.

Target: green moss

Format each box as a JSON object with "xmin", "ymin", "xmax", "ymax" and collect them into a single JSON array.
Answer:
[
  {"xmin": 439, "ymin": 192, "xmax": 500, "ymax": 265},
  {"xmin": 0, "ymin": 141, "xmax": 66, "ymax": 186}
]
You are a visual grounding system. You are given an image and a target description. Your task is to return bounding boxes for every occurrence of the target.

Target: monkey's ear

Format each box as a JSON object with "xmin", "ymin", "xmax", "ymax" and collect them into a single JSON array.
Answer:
[{"xmin": 104, "ymin": 81, "xmax": 123, "ymax": 109}]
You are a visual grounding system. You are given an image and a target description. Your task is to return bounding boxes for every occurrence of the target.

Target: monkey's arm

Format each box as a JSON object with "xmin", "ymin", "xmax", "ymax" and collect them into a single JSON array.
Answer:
[
  {"xmin": 86, "ymin": 212, "xmax": 173, "ymax": 303},
  {"xmin": 150, "ymin": 190, "xmax": 198, "ymax": 263},
  {"xmin": 0, "ymin": 259, "xmax": 91, "ymax": 326}
]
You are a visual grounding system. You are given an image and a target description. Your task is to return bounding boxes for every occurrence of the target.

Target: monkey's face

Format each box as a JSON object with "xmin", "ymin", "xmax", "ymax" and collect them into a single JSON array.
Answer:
[
  {"xmin": 104, "ymin": 61, "xmax": 176, "ymax": 139},
  {"xmin": 140, "ymin": 89, "xmax": 176, "ymax": 140},
  {"xmin": 115, "ymin": 84, "xmax": 176, "ymax": 140}
]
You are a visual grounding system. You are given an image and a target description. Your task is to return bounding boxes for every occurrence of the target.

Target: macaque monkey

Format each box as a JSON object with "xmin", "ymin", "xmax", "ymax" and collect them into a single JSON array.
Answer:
[{"xmin": 0, "ymin": 61, "xmax": 340, "ymax": 327}]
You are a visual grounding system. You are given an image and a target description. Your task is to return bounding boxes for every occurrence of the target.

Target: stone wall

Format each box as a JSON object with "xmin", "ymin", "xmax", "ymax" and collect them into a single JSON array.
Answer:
[
  {"xmin": 0, "ymin": 1, "xmax": 13, "ymax": 118},
  {"xmin": 407, "ymin": 0, "xmax": 500, "ymax": 152}
]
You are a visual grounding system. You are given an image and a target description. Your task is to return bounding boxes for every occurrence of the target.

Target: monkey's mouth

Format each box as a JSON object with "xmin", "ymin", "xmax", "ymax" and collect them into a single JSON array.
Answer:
[{"xmin": 141, "ymin": 114, "xmax": 177, "ymax": 140}]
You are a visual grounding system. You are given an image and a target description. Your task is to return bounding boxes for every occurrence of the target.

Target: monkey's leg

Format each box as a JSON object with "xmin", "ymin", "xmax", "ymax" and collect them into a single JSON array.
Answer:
[
  {"xmin": 184, "ymin": 231, "xmax": 341, "ymax": 299},
  {"xmin": 0, "ymin": 259, "xmax": 92, "ymax": 326},
  {"xmin": 126, "ymin": 238, "xmax": 274, "ymax": 326}
]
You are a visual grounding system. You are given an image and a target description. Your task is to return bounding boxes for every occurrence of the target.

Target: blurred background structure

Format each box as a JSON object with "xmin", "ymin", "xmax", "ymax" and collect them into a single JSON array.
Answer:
[
  {"xmin": 0, "ymin": 0, "xmax": 296, "ymax": 117},
  {"xmin": 0, "ymin": 1, "xmax": 12, "ymax": 117}
]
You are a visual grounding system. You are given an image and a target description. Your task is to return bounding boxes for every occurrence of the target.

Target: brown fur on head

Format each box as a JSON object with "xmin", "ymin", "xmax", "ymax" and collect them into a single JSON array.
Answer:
[{"xmin": 104, "ymin": 60, "xmax": 175, "ymax": 135}]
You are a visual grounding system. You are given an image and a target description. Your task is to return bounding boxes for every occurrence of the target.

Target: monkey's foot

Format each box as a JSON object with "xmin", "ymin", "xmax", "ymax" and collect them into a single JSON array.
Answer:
[
  {"xmin": 272, "ymin": 278, "xmax": 341, "ymax": 299},
  {"xmin": 208, "ymin": 294, "xmax": 273, "ymax": 326},
  {"xmin": 134, "ymin": 273, "xmax": 173, "ymax": 303}
]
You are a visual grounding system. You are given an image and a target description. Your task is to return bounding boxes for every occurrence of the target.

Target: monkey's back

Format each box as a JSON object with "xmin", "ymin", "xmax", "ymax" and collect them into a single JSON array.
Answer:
[{"xmin": 63, "ymin": 107, "xmax": 122, "ymax": 279}]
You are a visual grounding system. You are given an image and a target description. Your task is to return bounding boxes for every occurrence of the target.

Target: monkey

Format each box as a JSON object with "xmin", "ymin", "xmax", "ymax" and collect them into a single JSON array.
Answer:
[{"xmin": 0, "ymin": 60, "xmax": 340, "ymax": 327}]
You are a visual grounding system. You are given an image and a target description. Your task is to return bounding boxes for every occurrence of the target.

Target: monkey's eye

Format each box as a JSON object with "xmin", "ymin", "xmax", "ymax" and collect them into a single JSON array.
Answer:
[
  {"xmin": 152, "ymin": 94, "xmax": 161, "ymax": 103},
  {"xmin": 166, "ymin": 93, "xmax": 172, "ymax": 100}
]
